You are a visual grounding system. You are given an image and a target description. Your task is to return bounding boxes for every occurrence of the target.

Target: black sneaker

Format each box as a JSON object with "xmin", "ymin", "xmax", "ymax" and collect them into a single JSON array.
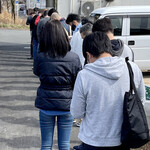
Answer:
[
  {"xmin": 27, "ymin": 57, "xmax": 33, "ymax": 60},
  {"xmin": 73, "ymin": 143, "xmax": 83, "ymax": 150}
]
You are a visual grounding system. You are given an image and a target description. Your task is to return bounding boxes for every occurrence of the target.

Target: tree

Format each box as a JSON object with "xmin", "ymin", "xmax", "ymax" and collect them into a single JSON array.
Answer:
[
  {"xmin": 10, "ymin": 0, "xmax": 15, "ymax": 23},
  {"xmin": 0, "ymin": 0, "xmax": 15, "ymax": 22}
]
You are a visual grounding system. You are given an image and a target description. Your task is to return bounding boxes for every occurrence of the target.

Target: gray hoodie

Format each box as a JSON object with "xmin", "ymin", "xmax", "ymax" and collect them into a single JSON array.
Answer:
[
  {"xmin": 111, "ymin": 39, "xmax": 134, "ymax": 61},
  {"xmin": 71, "ymin": 57, "xmax": 145, "ymax": 147}
]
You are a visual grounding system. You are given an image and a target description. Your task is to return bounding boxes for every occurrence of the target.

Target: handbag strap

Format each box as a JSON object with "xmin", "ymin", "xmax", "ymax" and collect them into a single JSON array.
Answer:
[{"xmin": 125, "ymin": 57, "xmax": 138, "ymax": 96}]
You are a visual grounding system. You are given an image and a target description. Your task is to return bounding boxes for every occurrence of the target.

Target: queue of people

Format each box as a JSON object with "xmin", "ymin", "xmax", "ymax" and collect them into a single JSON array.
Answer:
[{"xmin": 26, "ymin": 7, "xmax": 145, "ymax": 150}]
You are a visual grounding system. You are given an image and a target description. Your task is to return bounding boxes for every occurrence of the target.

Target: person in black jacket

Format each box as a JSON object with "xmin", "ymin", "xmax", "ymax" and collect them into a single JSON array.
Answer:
[
  {"xmin": 33, "ymin": 20, "xmax": 82, "ymax": 150},
  {"xmin": 26, "ymin": 11, "xmax": 35, "ymax": 59}
]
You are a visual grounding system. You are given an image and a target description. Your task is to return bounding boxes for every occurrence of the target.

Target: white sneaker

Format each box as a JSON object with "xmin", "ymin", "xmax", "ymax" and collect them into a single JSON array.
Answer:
[{"xmin": 75, "ymin": 122, "xmax": 81, "ymax": 127}]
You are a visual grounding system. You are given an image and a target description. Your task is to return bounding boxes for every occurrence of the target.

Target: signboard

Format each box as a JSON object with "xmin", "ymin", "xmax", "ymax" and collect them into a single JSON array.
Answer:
[
  {"xmin": 26, "ymin": 0, "xmax": 46, "ymax": 9},
  {"xmin": 146, "ymin": 85, "xmax": 150, "ymax": 100},
  {"xmin": 16, "ymin": 0, "xmax": 19, "ymax": 4},
  {"xmin": 36, "ymin": 3, "xmax": 40, "ymax": 8}
]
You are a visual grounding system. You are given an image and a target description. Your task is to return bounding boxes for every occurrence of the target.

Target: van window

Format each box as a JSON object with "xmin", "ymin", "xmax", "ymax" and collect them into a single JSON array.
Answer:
[
  {"xmin": 108, "ymin": 16, "xmax": 123, "ymax": 36},
  {"xmin": 90, "ymin": 13, "xmax": 101, "ymax": 22},
  {"xmin": 130, "ymin": 16, "xmax": 150, "ymax": 35}
]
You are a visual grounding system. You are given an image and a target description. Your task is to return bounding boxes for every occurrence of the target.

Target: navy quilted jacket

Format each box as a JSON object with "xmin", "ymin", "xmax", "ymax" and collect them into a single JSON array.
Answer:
[{"xmin": 33, "ymin": 51, "xmax": 82, "ymax": 111}]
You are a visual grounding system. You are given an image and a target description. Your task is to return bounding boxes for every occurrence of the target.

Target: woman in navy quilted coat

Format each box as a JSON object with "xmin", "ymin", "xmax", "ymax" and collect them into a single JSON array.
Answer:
[{"xmin": 33, "ymin": 20, "xmax": 82, "ymax": 150}]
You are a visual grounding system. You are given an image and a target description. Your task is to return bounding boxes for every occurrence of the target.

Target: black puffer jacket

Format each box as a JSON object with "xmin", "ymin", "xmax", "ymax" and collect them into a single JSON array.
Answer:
[{"xmin": 34, "ymin": 51, "xmax": 82, "ymax": 111}]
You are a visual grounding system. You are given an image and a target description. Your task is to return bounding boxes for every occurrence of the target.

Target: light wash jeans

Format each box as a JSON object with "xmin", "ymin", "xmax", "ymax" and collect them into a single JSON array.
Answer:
[{"xmin": 39, "ymin": 111, "xmax": 73, "ymax": 150}]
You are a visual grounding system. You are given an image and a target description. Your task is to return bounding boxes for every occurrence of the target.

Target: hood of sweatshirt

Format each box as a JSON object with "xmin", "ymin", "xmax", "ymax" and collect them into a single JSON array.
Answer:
[
  {"xmin": 84, "ymin": 57, "xmax": 126, "ymax": 80},
  {"xmin": 111, "ymin": 39, "xmax": 124, "ymax": 57}
]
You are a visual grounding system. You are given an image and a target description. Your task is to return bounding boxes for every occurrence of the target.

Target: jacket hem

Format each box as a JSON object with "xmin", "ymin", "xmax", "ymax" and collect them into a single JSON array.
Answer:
[{"xmin": 78, "ymin": 133, "xmax": 121, "ymax": 147}]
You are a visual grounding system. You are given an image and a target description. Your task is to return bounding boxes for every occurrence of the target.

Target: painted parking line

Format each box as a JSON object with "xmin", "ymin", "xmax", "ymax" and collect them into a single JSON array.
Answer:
[{"xmin": 24, "ymin": 47, "xmax": 30, "ymax": 49}]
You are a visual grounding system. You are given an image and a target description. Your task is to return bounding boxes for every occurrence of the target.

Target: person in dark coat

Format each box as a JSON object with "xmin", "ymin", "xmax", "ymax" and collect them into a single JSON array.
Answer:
[
  {"xmin": 30, "ymin": 13, "xmax": 38, "ymax": 59},
  {"xmin": 33, "ymin": 20, "xmax": 82, "ymax": 150},
  {"xmin": 26, "ymin": 11, "xmax": 35, "ymax": 59},
  {"xmin": 36, "ymin": 8, "xmax": 57, "ymax": 43}
]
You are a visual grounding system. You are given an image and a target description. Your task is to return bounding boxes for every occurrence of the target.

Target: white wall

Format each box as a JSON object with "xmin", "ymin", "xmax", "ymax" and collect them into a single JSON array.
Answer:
[
  {"xmin": 57, "ymin": 0, "xmax": 80, "ymax": 18},
  {"xmin": 57, "ymin": 0, "xmax": 81, "ymax": 18},
  {"xmin": 108, "ymin": 0, "xmax": 150, "ymax": 6},
  {"xmin": 71, "ymin": 0, "xmax": 80, "ymax": 14},
  {"xmin": 57, "ymin": 0, "xmax": 105, "ymax": 18},
  {"xmin": 57, "ymin": 0, "xmax": 71, "ymax": 18}
]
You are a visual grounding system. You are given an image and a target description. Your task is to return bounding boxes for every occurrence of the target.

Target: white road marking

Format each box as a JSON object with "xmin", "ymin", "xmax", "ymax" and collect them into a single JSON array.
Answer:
[{"xmin": 24, "ymin": 47, "xmax": 30, "ymax": 49}]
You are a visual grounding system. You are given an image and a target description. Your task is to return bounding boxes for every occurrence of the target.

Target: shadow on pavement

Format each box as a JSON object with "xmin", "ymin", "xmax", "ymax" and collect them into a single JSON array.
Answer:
[
  {"xmin": 0, "ymin": 104, "xmax": 37, "ymax": 111},
  {"xmin": 0, "ymin": 86, "xmax": 37, "ymax": 90},
  {"xmin": 0, "ymin": 116, "xmax": 39, "ymax": 128},
  {"xmin": 0, "ymin": 136, "xmax": 41, "ymax": 149},
  {"xmin": 0, "ymin": 95, "xmax": 36, "ymax": 101}
]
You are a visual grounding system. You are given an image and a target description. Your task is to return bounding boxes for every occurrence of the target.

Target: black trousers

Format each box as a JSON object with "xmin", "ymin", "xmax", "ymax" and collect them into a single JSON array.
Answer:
[
  {"xmin": 83, "ymin": 143, "xmax": 130, "ymax": 150},
  {"xmin": 30, "ymin": 35, "xmax": 33, "ymax": 58}
]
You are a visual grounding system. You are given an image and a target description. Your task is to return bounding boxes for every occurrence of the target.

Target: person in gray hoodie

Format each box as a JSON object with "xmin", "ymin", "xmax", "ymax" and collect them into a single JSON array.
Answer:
[
  {"xmin": 92, "ymin": 17, "xmax": 134, "ymax": 62},
  {"xmin": 70, "ymin": 31, "xmax": 145, "ymax": 150}
]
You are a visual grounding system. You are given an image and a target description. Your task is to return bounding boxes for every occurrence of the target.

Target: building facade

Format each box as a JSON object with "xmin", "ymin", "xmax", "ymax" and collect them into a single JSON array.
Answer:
[{"xmin": 25, "ymin": 0, "xmax": 150, "ymax": 18}]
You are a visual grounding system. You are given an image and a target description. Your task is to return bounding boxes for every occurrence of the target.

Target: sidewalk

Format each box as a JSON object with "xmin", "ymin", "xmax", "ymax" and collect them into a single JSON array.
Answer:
[{"xmin": 0, "ymin": 42, "xmax": 80, "ymax": 150}]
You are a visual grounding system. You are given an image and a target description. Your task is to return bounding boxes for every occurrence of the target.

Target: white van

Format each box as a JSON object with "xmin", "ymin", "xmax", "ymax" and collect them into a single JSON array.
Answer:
[{"xmin": 90, "ymin": 6, "xmax": 150, "ymax": 71}]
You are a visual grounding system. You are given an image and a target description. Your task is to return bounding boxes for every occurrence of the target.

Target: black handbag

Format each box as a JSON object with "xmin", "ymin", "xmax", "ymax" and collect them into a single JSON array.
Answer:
[{"xmin": 121, "ymin": 58, "xmax": 149, "ymax": 148}]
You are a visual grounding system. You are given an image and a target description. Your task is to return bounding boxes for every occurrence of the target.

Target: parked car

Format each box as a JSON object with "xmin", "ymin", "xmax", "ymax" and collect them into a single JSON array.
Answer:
[{"xmin": 90, "ymin": 6, "xmax": 150, "ymax": 71}]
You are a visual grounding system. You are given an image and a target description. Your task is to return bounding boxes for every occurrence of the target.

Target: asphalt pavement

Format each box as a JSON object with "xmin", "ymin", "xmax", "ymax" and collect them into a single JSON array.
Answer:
[
  {"xmin": 0, "ymin": 29, "xmax": 80, "ymax": 150},
  {"xmin": 0, "ymin": 29, "xmax": 150, "ymax": 150}
]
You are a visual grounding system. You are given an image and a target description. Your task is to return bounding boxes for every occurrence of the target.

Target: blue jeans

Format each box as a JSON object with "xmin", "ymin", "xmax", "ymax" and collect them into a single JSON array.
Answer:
[{"xmin": 39, "ymin": 111, "xmax": 73, "ymax": 150}]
